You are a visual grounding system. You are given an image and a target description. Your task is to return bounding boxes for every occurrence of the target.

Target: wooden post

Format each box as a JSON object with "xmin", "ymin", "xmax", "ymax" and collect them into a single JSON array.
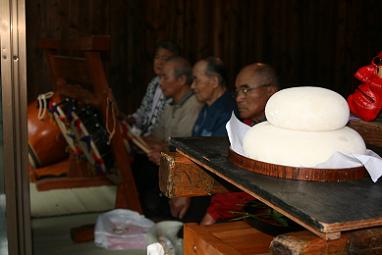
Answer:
[{"xmin": 159, "ymin": 152, "xmax": 228, "ymax": 198}]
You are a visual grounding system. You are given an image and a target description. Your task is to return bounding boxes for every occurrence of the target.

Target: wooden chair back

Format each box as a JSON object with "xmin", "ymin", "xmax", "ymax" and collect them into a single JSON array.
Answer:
[{"xmin": 37, "ymin": 35, "xmax": 141, "ymax": 212}]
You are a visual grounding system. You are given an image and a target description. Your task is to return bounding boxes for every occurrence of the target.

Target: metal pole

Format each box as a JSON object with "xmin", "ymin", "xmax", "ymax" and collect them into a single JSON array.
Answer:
[{"xmin": 0, "ymin": 0, "xmax": 31, "ymax": 254}]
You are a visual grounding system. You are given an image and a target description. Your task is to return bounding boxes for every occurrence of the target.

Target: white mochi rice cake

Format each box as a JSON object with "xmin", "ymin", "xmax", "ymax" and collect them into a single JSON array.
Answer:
[
  {"xmin": 265, "ymin": 86, "xmax": 350, "ymax": 131},
  {"xmin": 242, "ymin": 122, "xmax": 366, "ymax": 167}
]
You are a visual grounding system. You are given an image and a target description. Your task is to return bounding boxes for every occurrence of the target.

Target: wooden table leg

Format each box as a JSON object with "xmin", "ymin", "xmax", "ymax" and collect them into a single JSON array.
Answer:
[{"xmin": 71, "ymin": 224, "xmax": 95, "ymax": 243}]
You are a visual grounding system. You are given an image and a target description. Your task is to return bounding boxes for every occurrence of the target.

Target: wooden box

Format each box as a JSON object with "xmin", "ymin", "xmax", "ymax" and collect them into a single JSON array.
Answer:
[
  {"xmin": 183, "ymin": 221, "xmax": 273, "ymax": 255},
  {"xmin": 159, "ymin": 152, "xmax": 227, "ymax": 198}
]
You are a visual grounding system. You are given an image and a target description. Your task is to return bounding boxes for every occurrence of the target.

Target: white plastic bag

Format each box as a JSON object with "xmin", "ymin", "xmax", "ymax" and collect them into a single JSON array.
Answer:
[{"xmin": 95, "ymin": 209, "xmax": 155, "ymax": 250}]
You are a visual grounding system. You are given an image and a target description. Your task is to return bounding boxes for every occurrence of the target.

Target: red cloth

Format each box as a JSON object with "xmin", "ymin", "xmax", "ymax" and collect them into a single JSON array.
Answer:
[
  {"xmin": 207, "ymin": 192, "xmax": 254, "ymax": 221},
  {"xmin": 348, "ymin": 51, "xmax": 382, "ymax": 121},
  {"xmin": 243, "ymin": 119, "xmax": 253, "ymax": 126},
  {"xmin": 347, "ymin": 83, "xmax": 382, "ymax": 121},
  {"xmin": 207, "ymin": 119, "xmax": 255, "ymax": 221}
]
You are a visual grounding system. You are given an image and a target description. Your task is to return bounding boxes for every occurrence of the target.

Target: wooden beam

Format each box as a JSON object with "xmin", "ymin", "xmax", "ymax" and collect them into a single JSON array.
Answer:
[
  {"xmin": 35, "ymin": 176, "xmax": 112, "ymax": 191},
  {"xmin": 271, "ymin": 227, "xmax": 382, "ymax": 254},
  {"xmin": 39, "ymin": 35, "xmax": 110, "ymax": 51},
  {"xmin": 348, "ymin": 120, "xmax": 382, "ymax": 147},
  {"xmin": 159, "ymin": 152, "xmax": 227, "ymax": 198}
]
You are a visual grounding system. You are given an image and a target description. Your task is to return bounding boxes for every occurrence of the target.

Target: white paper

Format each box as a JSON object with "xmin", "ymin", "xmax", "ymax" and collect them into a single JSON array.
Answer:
[
  {"xmin": 147, "ymin": 243, "xmax": 165, "ymax": 255},
  {"xmin": 226, "ymin": 113, "xmax": 382, "ymax": 182},
  {"xmin": 352, "ymin": 150, "xmax": 382, "ymax": 183},
  {"xmin": 225, "ymin": 112, "xmax": 250, "ymax": 156}
]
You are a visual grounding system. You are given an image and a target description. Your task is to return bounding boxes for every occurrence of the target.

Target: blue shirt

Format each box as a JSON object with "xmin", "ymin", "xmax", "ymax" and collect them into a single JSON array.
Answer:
[{"xmin": 192, "ymin": 91, "xmax": 236, "ymax": 137}]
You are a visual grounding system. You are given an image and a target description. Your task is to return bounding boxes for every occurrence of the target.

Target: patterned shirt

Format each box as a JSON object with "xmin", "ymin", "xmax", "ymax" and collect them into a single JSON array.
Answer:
[{"xmin": 132, "ymin": 76, "xmax": 169, "ymax": 136}]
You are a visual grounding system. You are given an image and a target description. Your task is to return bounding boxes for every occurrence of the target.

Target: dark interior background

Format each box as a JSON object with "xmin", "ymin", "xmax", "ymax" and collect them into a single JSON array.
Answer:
[{"xmin": 26, "ymin": 0, "xmax": 382, "ymax": 114}]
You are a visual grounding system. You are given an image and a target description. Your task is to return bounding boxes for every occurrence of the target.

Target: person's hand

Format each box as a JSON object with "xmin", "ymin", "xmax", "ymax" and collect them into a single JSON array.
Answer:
[
  {"xmin": 147, "ymin": 150, "xmax": 161, "ymax": 165},
  {"xmin": 149, "ymin": 142, "xmax": 166, "ymax": 152},
  {"xmin": 200, "ymin": 212, "xmax": 216, "ymax": 226},
  {"xmin": 146, "ymin": 140, "xmax": 167, "ymax": 165},
  {"xmin": 126, "ymin": 115, "xmax": 136, "ymax": 125},
  {"xmin": 169, "ymin": 197, "xmax": 191, "ymax": 219}
]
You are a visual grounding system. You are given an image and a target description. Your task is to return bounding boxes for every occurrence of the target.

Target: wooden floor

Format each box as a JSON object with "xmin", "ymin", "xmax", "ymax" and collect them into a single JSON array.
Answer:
[{"xmin": 32, "ymin": 213, "xmax": 146, "ymax": 255}]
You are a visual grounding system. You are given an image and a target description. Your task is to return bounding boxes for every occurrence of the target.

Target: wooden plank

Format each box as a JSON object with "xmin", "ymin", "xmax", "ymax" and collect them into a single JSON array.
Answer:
[
  {"xmin": 159, "ymin": 152, "xmax": 227, "ymax": 198},
  {"xmin": 85, "ymin": 51, "xmax": 142, "ymax": 212},
  {"xmin": 271, "ymin": 227, "xmax": 382, "ymax": 254},
  {"xmin": 35, "ymin": 176, "xmax": 112, "ymax": 191},
  {"xmin": 184, "ymin": 221, "xmax": 273, "ymax": 255},
  {"xmin": 170, "ymin": 137, "xmax": 382, "ymax": 240},
  {"xmin": 33, "ymin": 159, "xmax": 70, "ymax": 179},
  {"xmin": 176, "ymin": 149, "xmax": 336, "ymax": 241},
  {"xmin": 49, "ymin": 56, "xmax": 92, "ymax": 88},
  {"xmin": 228, "ymin": 149, "xmax": 366, "ymax": 182},
  {"xmin": 348, "ymin": 120, "xmax": 382, "ymax": 148},
  {"xmin": 39, "ymin": 35, "xmax": 110, "ymax": 51}
]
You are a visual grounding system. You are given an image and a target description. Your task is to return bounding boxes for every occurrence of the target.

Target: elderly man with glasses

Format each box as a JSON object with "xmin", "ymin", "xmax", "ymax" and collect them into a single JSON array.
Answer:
[
  {"xmin": 235, "ymin": 63, "xmax": 279, "ymax": 125},
  {"xmin": 201, "ymin": 62, "xmax": 280, "ymax": 225}
]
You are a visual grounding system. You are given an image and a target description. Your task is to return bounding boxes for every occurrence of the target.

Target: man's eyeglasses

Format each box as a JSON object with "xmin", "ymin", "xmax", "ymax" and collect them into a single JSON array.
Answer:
[{"xmin": 235, "ymin": 83, "xmax": 271, "ymax": 97}]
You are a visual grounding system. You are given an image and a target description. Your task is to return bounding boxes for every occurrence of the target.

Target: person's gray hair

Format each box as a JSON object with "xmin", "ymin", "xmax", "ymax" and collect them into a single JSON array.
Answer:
[
  {"xmin": 252, "ymin": 63, "xmax": 279, "ymax": 88},
  {"xmin": 204, "ymin": 57, "xmax": 228, "ymax": 87},
  {"xmin": 168, "ymin": 56, "xmax": 193, "ymax": 85}
]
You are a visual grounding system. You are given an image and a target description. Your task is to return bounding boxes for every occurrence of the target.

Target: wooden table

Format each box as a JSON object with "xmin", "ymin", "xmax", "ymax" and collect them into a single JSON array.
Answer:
[{"xmin": 169, "ymin": 137, "xmax": 382, "ymax": 241}]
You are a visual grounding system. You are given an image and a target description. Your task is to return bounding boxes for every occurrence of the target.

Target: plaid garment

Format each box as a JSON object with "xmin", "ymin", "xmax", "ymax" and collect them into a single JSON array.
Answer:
[{"xmin": 132, "ymin": 76, "xmax": 169, "ymax": 136}]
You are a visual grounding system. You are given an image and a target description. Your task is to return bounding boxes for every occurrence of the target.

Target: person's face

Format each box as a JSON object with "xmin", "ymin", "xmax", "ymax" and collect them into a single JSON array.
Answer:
[
  {"xmin": 235, "ymin": 70, "xmax": 273, "ymax": 120},
  {"xmin": 191, "ymin": 61, "xmax": 216, "ymax": 104},
  {"xmin": 153, "ymin": 48, "xmax": 175, "ymax": 75},
  {"xmin": 159, "ymin": 62, "xmax": 182, "ymax": 98}
]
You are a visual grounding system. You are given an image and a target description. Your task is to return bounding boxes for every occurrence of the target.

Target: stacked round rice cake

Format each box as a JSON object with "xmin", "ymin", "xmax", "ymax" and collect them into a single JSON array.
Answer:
[{"xmin": 243, "ymin": 86, "xmax": 366, "ymax": 167}]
